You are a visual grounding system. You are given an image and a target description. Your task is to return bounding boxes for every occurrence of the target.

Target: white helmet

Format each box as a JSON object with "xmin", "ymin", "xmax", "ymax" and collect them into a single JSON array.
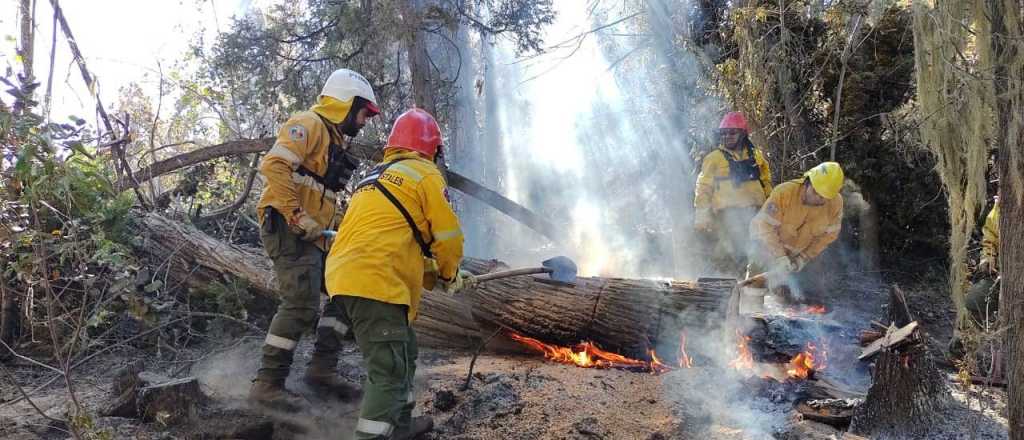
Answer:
[{"xmin": 321, "ymin": 69, "xmax": 378, "ymax": 113}]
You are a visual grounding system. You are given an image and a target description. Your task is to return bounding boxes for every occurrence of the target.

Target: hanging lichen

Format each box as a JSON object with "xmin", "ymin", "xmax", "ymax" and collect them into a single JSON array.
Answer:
[{"xmin": 911, "ymin": 0, "xmax": 994, "ymax": 329}]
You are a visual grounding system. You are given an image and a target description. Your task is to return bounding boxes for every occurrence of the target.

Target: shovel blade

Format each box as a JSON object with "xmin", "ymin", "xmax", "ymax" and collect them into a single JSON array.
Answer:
[{"xmin": 541, "ymin": 256, "xmax": 578, "ymax": 283}]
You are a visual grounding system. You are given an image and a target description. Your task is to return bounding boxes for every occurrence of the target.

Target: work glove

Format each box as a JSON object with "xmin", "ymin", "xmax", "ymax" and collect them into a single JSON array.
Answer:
[
  {"xmin": 978, "ymin": 258, "xmax": 997, "ymax": 276},
  {"xmin": 443, "ymin": 269, "xmax": 477, "ymax": 295},
  {"xmin": 289, "ymin": 211, "xmax": 323, "ymax": 242},
  {"xmin": 694, "ymin": 208, "xmax": 712, "ymax": 233}
]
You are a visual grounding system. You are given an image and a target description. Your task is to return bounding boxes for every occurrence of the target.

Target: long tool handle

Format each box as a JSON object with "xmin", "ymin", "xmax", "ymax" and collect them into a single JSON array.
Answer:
[
  {"xmin": 738, "ymin": 272, "xmax": 768, "ymax": 288},
  {"xmin": 475, "ymin": 267, "xmax": 551, "ymax": 283}
]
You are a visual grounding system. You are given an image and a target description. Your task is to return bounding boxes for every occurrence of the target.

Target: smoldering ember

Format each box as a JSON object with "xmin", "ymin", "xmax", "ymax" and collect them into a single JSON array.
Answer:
[{"xmin": 1, "ymin": 1, "xmax": 1021, "ymax": 439}]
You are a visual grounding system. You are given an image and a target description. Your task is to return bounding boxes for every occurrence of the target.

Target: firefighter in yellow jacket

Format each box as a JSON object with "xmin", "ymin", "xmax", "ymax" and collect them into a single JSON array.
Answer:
[
  {"xmin": 748, "ymin": 162, "xmax": 844, "ymax": 300},
  {"xmin": 324, "ymin": 108, "xmax": 471, "ymax": 439},
  {"xmin": 694, "ymin": 112, "xmax": 772, "ymax": 275},
  {"xmin": 968, "ymin": 198, "xmax": 1001, "ymax": 315},
  {"xmin": 250, "ymin": 68, "xmax": 380, "ymax": 409},
  {"xmin": 949, "ymin": 196, "xmax": 1000, "ymax": 358}
]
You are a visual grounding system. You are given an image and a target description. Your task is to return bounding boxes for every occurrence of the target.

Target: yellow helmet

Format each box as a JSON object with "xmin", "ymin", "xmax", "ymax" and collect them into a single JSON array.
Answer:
[{"xmin": 803, "ymin": 162, "xmax": 844, "ymax": 199}]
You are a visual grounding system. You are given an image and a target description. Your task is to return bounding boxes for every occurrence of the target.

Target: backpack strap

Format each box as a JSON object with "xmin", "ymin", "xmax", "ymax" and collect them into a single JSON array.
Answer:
[{"xmin": 355, "ymin": 159, "xmax": 434, "ymax": 258}]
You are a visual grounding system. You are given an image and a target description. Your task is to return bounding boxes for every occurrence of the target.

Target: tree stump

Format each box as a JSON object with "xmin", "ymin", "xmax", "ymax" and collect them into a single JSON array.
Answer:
[{"xmin": 849, "ymin": 285, "xmax": 951, "ymax": 438}]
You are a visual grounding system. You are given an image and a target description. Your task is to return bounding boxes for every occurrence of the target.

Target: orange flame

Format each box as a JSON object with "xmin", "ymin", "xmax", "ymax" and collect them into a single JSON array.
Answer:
[
  {"xmin": 507, "ymin": 331, "xmax": 669, "ymax": 373},
  {"xmin": 787, "ymin": 352, "xmax": 815, "ymax": 379},
  {"xmin": 783, "ymin": 304, "xmax": 828, "ymax": 317},
  {"xmin": 648, "ymin": 349, "xmax": 673, "ymax": 374},
  {"xmin": 679, "ymin": 331, "xmax": 693, "ymax": 368},
  {"xmin": 728, "ymin": 331, "xmax": 755, "ymax": 370},
  {"xmin": 805, "ymin": 305, "xmax": 827, "ymax": 314},
  {"xmin": 786, "ymin": 341, "xmax": 827, "ymax": 379}
]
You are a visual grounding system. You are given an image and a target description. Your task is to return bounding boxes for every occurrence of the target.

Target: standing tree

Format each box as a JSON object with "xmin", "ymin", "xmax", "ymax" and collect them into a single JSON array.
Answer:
[{"xmin": 989, "ymin": 0, "xmax": 1024, "ymax": 437}]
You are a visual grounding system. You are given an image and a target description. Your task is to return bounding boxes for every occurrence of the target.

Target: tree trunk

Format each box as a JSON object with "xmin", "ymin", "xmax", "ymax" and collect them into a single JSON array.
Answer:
[
  {"xmin": 120, "ymin": 139, "xmax": 562, "ymax": 243},
  {"xmin": 0, "ymin": 270, "xmax": 18, "ymax": 358},
  {"xmin": 445, "ymin": 172, "xmax": 565, "ymax": 244},
  {"xmin": 989, "ymin": 0, "xmax": 1024, "ymax": 437},
  {"xmin": 850, "ymin": 286, "xmax": 951, "ymax": 438},
  {"xmin": 17, "ymin": 0, "xmax": 34, "ymax": 91},
  {"xmin": 132, "ymin": 213, "xmax": 732, "ymax": 356},
  {"xmin": 402, "ymin": 0, "xmax": 437, "ymax": 115}
]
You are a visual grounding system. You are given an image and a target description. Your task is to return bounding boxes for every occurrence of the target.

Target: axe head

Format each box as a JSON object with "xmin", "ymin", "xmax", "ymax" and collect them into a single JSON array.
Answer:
[{"xmin": 541, "ymin": 256, "xmax": 578, "ymax": 284}]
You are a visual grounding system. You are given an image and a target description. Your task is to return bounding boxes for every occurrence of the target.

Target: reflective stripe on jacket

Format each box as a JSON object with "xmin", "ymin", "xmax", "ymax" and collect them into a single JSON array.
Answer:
[
  {"xmin": 325, "ymin": 149, "xmax": 464, "ymax": 321},
  {"xmin": 750, "ymin": 179, "xmax": 842, "ymax": 261},
  {"xmin": 694, "ymin": 145, "xmax": 772, "ymax": 212},
  {"xmin": 256, "ymin": 108, "xmax": 350, "ymax": 250}
]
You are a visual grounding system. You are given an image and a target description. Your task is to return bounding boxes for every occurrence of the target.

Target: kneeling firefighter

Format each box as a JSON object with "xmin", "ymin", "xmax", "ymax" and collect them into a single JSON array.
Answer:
[
  {"xmin": 747, "ymin": 162, "xmax": 844, "ymax": 303},
  {"xmin": 250, "ymin": 68, "xmax": 380, "ymax": 409},
  {"xmin": 324, "ymin": 108, "xmax": 475, "ymax": 439}
]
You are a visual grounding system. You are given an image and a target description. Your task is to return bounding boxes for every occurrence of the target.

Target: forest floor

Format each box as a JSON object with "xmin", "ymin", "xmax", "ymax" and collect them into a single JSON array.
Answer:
[{"xmin": 0, "ymin": 276, "xmax": 1010, "ymax": 440}]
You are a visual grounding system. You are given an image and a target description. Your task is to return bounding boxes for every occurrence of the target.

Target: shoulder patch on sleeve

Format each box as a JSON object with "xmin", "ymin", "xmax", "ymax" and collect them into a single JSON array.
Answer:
[
  {"xmin": 288, "ymin": 125, "xmax": 308, "ymax": 142},
  {"xmin": 766, "ymin": 202, "xmax": 779, "ymax": 216}
]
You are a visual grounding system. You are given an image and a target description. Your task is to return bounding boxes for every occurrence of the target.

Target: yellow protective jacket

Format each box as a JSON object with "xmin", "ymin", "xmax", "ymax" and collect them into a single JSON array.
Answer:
[
  {"xmin": 256, "ymin": 108, "xmax": 348, "ymax": 251},
  {"xmin": 981, "ymin": 202, "xmax": 1000, "ymax": 262},
  {"xmin": 694, "ymin": 144, "xmax": 772, "ymax": 212},
  {"xmin": 325, "ymin": 149, "xmax": 464, "ymax": 321},
  {"xmin": 750, "ymin": 179, "xmax": 843, "ymax": 261}
]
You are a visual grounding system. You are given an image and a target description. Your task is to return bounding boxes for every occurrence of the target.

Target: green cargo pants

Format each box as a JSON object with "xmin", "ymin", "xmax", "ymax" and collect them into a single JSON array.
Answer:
[
  {"xmin": 948, "ymin": 276, "xmax": 999, "ymax": 359},
  {"xmin": 256, "ymin": 208, "xmax": 349, "ymax": 383},
  {"xmin": 965, "ymin": 277, "xmax": 999, "ymax": 322},
  {"xmin": 328, "ymin": 296, "xmax": 417, "ymax": 440}
]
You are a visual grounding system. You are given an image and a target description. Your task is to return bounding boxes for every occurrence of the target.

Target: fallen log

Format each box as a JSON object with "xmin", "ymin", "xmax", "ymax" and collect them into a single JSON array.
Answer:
[
  {"xmin": 121, "ymin": 139, "xmax": 565, "ymax": 243},
  {"xmin": 133, "ymin": 213, "xmax": 730, "ymax": 357}
]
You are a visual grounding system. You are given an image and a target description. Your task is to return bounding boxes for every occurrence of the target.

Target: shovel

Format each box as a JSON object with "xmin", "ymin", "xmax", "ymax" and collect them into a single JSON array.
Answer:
[{"xmin": 473, "ymin": 256, "xmax": 578, "ymax": 286}]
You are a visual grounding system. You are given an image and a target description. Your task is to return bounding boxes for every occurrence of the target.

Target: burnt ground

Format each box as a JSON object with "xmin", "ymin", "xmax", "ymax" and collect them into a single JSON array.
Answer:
[
  {"xmin": 0, "ymin": 268, "xmax": 1009, "ymax": 440},
  {"xmin": 2, "ymin": 316, "xmax": 1010, "ymax": 440}
]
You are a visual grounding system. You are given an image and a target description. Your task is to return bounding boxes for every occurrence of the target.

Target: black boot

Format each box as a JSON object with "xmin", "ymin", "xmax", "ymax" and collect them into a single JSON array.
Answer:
[
  {"xmin": 302, "ymin": 360, "xmax": 363, "ymax": 401},
  {"xmin": 248, "ymin": 378, "xmax": 309, "ymax": 412}
]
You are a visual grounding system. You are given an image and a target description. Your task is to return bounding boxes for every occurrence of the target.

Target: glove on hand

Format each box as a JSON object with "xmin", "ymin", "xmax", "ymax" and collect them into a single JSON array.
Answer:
[
  {"xmin": 289, "ymin": 212, "xmax": 323, "ymax": 242},
  {"xmin": 443, "ymin": 269, "xmax": 477, "ymax": 294}
]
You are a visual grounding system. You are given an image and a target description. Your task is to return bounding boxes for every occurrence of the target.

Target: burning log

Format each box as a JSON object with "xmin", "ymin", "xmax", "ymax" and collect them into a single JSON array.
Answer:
[
  {"xmin": 466, "ymin": 274, "xmax": 732, "ymax": 360},
  {"xmin": 131, "ymin": 213, "xmax": 732, "ymax": 358},
  {"xmin": 849, "ymin": 285, "xmax": 951, "ymax": 439}
]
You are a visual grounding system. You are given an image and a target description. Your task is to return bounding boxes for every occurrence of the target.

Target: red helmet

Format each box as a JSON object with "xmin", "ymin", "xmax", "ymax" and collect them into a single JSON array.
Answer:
[
  {"xmin": 387, "ymin": 108, "xmax": 442, "ymax": 158},
  {"xmin": 719, "ymin": 111, "xmax": 748, "ymax": 132}
]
